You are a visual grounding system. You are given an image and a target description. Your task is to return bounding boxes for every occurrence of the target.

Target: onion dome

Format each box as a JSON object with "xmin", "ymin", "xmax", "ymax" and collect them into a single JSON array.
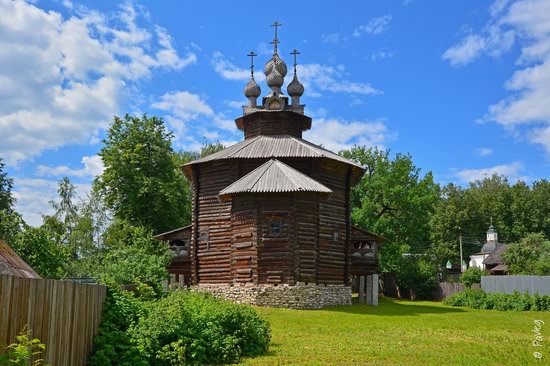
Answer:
[
  {"xmin": 264, "ymin": 54, "xmax": 287, "ymax": 78},
  {"xmin": 287, "ymin": 74, "xmax": 304, "ymax": 97},
  {"xmin": 244, "ymin": 77, "xmax": 261, "ymax": 98},
  {"xmin": 266, "ymin": 65, "xmax": 284, "ymax": 88}
]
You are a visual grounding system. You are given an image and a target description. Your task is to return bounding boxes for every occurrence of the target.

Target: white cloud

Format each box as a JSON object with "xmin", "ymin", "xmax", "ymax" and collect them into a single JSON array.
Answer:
[
  {"xmin": 152, "ymin": 90, "xmax": 238, "ymax": 149},
  {"xmin": 12, "ymin": 178, "xmax": 91, "ymax": 226},
  {"xmin": 36, "ymin": 155, "xmax": 104, "ymax": 178},
  {"xmin": 322, "ymin": 33, "xmax": 347, "ymax": 44},
  {"xmin": 369, "ymin": 50, "xmax": 395, "ymax": 61},
  {"xmin": 353, "ymin": 15, "xmax": 392, "ymax": 37},
  {"xmin": 442, "ymin": 35, "xmax": 487, "ymax": 66},
  {"xmin": 304, "ymin": 118, "xmax": 393, "ymax": 152},
  {"xmin": 475, "ymin": 147, "xmax": 494, "ymax": 156},
  {"xmin": 0, "ymin": 0, "xmax": 195, "ymax": 166},
  {"xmin": 454, "ymin": 161, "xmax": 527, "ymax": 182},
  {"xmin": 211, "ymin": 52, "xmax": 379, "ymax": 97},
  {"xmin": 445, "ymin": 0, "xmax": 550, "ymax": 156},
  {"xmin": 224, "ymin": 100, "xmax": 246, "ymax": 109},
  {"xmin": 211, "ymin": 51, "xmax": 261, "ymax": 81}
]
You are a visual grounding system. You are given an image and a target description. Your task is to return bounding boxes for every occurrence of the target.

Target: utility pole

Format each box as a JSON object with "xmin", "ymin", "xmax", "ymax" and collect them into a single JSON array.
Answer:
[{"xmin": 459, "ymin": 226, "xmax": 464, "ymax": 273}]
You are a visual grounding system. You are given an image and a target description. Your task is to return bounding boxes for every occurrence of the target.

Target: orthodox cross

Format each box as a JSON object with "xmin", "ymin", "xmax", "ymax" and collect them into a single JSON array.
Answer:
[
  {"xmin": 290, "ymin": 49, "xmax": 300, "ymax": 75},
  {"xmin": 270, "ymin": 21, "xmax": 282, "ymax": 54},
  {"xmin": 247, "ymin": 51, "xmax": 257, "ymax": 78},
  {"xmin": 490, "ymin": 216, "xmax": 493, "ymax": 226}
]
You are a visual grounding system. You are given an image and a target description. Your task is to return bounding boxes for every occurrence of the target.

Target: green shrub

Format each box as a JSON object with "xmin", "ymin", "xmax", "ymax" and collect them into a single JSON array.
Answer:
[
  {"xmin": 445, "ymin": 289, "xmax": 550, "ymax": 311},
  {"xmin": 89, "ymin": 288, "xmax": 147, "ymax": 366},
  {"xmin": 459, "ymin": 267, "xmax": 485, "ymax": 288},
  {"xmin": 129, "ymin": 290, "xmax": 271, "ymax": 365},
  {"xmin": 0, "ymin": 326, "xmax": 48, "ymax": 366}
]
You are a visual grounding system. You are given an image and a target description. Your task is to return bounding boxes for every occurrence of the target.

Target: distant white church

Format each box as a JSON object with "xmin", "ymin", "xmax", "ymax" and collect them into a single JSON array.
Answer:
[{"xmin": 469, "ymin": 224, "xmax": 509, "ymax": 275}]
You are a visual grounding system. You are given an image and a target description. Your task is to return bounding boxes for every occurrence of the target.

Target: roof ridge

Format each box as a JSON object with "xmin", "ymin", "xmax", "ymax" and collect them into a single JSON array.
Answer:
[
  {"xmin": 274, "ymin": 159, "xmax": 305, "ymax": 190},
  {"xmin": 249, "ymin": 159, "xmax": 278, "ymax": 192}
]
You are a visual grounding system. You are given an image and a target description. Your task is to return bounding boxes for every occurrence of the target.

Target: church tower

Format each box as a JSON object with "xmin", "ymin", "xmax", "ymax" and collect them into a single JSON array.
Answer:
[{"xmin": 179, "ymin": 22, "xmax": 370, "ymax": 309}]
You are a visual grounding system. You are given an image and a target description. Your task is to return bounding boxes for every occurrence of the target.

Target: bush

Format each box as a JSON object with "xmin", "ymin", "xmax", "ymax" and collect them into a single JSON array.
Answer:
[
  {"xmin": 89, "ymin": 288, "xmax": 147, "ymax": 366},
  {"xmin": 444, "ymin": 289, "xmax": 550, "ymax": 311},
  {"xmin": 459, "ymin": 267, "xmax": 485, "ymax": 288},
  {"xmin": 0, "ymin": 326, "xmax": 48, "ymax": 366},
  {"xmin": 129, "ymin": 291, "xmax": 271, "ymax": 365}
]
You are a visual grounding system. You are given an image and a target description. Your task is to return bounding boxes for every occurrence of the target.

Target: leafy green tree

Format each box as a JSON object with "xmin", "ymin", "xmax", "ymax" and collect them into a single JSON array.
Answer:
[
  {"xmin": 0, "ymin": 209, "xmax": 24, "ymax": 244},
  {"xmin": 503, "ymin": 233, "xmax": 550, "ymax": 275},
  {"xmin": 0, "ymin": 158, "xmax": 15, "ymax": 212},
  {"xmin": 395, "ymin": 256, "xmax": 437, "ymax": 300},
  {"xmin": 430, "ymin": 176, "xmax": 550, "ymax": 266},
  {"xmin": 90, "ymin": 219, "xmax": 171, "ymax": 290},
  {"xmin": 340, "ymin": 146, "xmax": 440, "ymax": 272},
  {"xmin": 459, "ymin": 267, "xmax": 485, "ymax": 287},
  {"xmin": 97, "ymin": 114, "xmax": 191, "ymax": 234},
  {"xmin": 11, "ymin": 225, "xmax": 68, "ymax": 278}
]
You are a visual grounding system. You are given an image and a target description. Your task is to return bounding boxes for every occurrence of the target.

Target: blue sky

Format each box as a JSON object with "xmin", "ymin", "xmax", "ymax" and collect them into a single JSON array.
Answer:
[{"xmin": 2, "ymin": 0, "xmax": 550, "ymax": 225}]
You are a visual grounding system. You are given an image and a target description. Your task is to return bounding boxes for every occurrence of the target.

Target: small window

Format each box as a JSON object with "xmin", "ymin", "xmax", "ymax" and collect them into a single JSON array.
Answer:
[
  {"xmin": 333, "ymin": 229, "xmax": 339, "ymax": 241},
  {"xmin": 269, "ymin": 220, "xmax": 282, "ymax": 237},
  {"xmin": 200, "ymin": 229, "xmax": 209, "ymax": 250}
]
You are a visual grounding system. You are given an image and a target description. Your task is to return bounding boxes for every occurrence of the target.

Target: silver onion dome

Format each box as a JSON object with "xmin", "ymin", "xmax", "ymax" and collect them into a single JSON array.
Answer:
[
  {"xmin": 244, "ymin": 77, "xmax": 261, "ymax": 98},
  {"xmin": 264, "ymin": 54, "xmax": 288, "ymax": 78},
  {"xmin": 287, "ymin": 74, "xmax": 304, "ymax": 97},
  {"xmin": 266, "ymin": 65, "xmax": 284, "ymax": 88}
]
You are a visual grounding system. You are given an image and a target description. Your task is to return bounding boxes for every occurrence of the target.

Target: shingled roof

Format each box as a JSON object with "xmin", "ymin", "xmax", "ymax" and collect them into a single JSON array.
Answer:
[
  {"xmin": 182, "ymin": 135, "xmax": 364, "ymax": 178},
  {"xmin": 483, "ymin": 244, "xmax": 510, "ymax": 265},
  {"xmin": 0, "ymin": 240, "xmax": 41, "ymax": 279},
  {"xmin": 218, "ymin": 159, "xmax": 332, "ymax": 200}
]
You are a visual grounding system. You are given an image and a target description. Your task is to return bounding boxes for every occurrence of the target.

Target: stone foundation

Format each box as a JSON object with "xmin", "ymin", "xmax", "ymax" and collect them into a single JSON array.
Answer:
[{"xmin": 193, "ymin": 283, "xmax": 352, "ymax": 309}]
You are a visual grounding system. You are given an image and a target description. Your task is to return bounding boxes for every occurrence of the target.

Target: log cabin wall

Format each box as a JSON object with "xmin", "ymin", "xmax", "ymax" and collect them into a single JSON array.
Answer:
[
  {"xmin": 230, "ymin": 195, "xmax": 258, "ymax": 284},
  {"xmin": 192, "ymin": 160, "xmax": 236, "ymax": 283},
  {"xmin": 257, "ymin": 194, "xmax": 295, "ymax": 285},
  {"xmin": 313, "ymin": 160, "xmax": 349, "ymax": 284},
  {"xmin": 237, "ymin": 111, "xmax": 311, "ymax": 139}
]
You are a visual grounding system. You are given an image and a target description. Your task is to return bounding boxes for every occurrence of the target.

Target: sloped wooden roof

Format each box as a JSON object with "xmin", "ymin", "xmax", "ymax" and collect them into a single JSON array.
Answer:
[
  {"xmin": 153, "ymin": 225, "xmax": 191, "ymax": 241},
  {"xmin": 483, "ymin": 244, "xmax": 510, "ymax": 265},
  {"xmin": 351, "ymin": 225, "xmax": 386, "ymax": 243},
  {"xmin": 182, "ymin": 135, "xmax": 364, "ymax": 178},
  {"xmin": 218, "ymin": 159, "xmax": 332, "ymax": 200},
  {"xmin": 0, "ymin": 240, "xmax": 41, "ymax": 279}
]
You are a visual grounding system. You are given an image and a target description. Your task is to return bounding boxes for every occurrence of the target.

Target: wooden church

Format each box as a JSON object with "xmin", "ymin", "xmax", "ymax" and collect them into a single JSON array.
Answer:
[{"xmin": 155, "ymin": 22, "xmax": 383, "ymax": 308}]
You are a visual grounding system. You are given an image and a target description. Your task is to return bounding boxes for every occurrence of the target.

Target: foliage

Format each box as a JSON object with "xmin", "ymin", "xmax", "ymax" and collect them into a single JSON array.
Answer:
[
  {"xmin": 444, "ymin": 288, "xmax": 550, "ymax": 311},
  {"xmin": 89, "ymin": 220, "xmax": 171, "ymax": 292},
  {"xmin": 90, "ymin": 288, "xmax": 146, "ymax": 366},
  {"xmin": 0, "ymin": 158, "xmax": 15, "ymax": 212},
  {"xmin": 0, "ymin": 209, "xmax": 24, "ymax": 244},
  {"xmin": 97, "ymin": 114, "xmax": 191, "ymax": 234},
  {"xmin": 340, "ymin": 147, "xmax": 440, "ymax": 271},
  {"xmin": 129, "ymin": 291, "xmax": 271, "ymax": 365},
  {"xmin": 503, "ymin": 232, "xmax": 550, "ymax": 275},
  {"xmin": 395, "ymin": 256, "xmax": 437, "ymax": 300},
  {"xmin": 10, "ymin": 225, "xmax": 68, "ymax": 279},
  {"xmin": 430, "ymin": 176, "xmax": 550, "ymax": 264},
  {"xmin": 459, "ymin": 267, "xmax": 485, "ymax": 287},
  {"xmin": 0, "ymin": 326, "xmax": 48, "ymax": 366}
]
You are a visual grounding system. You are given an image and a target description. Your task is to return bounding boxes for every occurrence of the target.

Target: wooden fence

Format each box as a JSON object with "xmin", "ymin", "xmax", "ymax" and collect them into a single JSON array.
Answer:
[{"xmin": 0, "ymin": 274, "xmax": 106, "ymax": 366}]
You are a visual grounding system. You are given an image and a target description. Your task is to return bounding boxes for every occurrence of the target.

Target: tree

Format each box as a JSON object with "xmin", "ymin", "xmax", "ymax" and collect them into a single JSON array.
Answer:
[
  {"xmin": 430, "ymin": 176, "xmax": 550, "ymax": 266},
  {"xmin": 459, "ymin": 267, "xmax": 485, "ymax": 287},
  {"xmin": 11, "ymin": 225, "xmax": 68, "ymax": 278},
  {"xmin": 502, "ymin": 233, "xmax": 550, "ymax": 275},
  {"xmin": 340, "ymin": 146, "xmax": 440, "ymax": 272},
  {"xmin": 97, "ymin": 114, "xmax": 191, "ymax": 234},
  {"xmin": 0, "ymin": 158, "xmax": 15, "ymax": 212}
]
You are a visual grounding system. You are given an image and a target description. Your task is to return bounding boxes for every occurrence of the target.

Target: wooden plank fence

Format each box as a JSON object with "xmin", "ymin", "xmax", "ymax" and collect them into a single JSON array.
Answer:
[{"xmin": 0, "ymin": 274, "xmax": 106, "ymax": 366}]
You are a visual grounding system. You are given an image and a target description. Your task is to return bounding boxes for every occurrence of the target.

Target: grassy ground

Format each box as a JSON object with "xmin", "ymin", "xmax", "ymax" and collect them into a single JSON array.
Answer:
[{"xmin": 239, "ymin": 298, "xmax": 550, "ymax": 366}]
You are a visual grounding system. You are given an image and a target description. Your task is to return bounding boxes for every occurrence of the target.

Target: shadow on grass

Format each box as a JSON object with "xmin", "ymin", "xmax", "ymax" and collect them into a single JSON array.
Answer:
[{"xmin": 323, "ymin": 297, "xmax": 466, "ymax": 316}]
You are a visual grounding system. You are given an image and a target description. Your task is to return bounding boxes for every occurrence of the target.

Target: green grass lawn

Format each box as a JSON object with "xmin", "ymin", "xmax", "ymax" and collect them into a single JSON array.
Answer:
[{"xmin": 238, "ymin": 298, "xmax": 550, "ymax": 366}]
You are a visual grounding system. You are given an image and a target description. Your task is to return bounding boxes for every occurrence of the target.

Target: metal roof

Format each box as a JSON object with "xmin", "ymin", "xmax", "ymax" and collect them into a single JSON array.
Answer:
[
  {"xmin": 182, "ymin": 135, "xmax": 364, "ymax": 172},
  {"xmin": 0, "ymin": 240, "xmax": 41, "ymax": 279},
  {"xmin": 218, "ymin": 159, "xmax": 332, "ymax": 200}
]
